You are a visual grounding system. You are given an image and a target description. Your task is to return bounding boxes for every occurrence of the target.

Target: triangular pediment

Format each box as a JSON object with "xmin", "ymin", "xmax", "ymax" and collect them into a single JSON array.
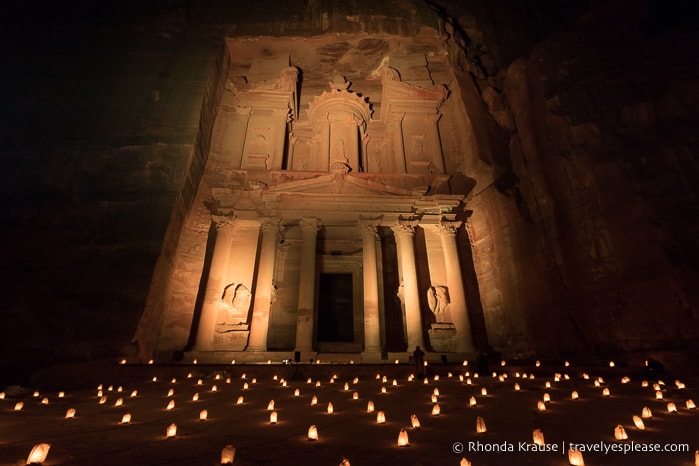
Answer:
[{"xmin": 265, "ymin": 172, "xmax": 425, "ymax": 196}]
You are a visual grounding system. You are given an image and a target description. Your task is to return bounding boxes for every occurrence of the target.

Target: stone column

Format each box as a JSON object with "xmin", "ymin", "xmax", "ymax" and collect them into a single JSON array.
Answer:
[
  {"xmin": 438, "ymin": 220, "xmax": 476, "ymax": 353},
  {"xmin": 391, "ymin": 219, "xmax": 425, "ymax": 351},
  {"xmin": 194, "ymin": 215, "xmax": 236, "ymax": 350},
  {"xmin": 360, "ymin": 219, "xmax": 381, "ymax": 354},
  {"xmin": 247, "ymin": 218, "xmax": 281, "ymax": 351},
  {"xmin": 294, "ymin": 218, "xmax": 321, "ymax": 353}
]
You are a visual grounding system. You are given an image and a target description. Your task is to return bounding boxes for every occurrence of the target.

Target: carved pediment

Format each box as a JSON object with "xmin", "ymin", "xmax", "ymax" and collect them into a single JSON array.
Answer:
[{"xmin": 266, "ymin": 172, "xmax": 426, "ymax": 196}]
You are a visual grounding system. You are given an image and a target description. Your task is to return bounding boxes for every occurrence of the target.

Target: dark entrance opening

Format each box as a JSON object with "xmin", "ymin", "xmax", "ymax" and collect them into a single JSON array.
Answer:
[{"xmin": 317, "ymin": 273, "xmax": 354, "ymax": 342}]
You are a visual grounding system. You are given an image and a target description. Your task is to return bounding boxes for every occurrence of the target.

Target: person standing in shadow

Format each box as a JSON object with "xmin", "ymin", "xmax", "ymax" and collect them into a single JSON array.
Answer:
[{"xmin": 413, "ymin": 346, "xmax": 425, "ymax": 378}]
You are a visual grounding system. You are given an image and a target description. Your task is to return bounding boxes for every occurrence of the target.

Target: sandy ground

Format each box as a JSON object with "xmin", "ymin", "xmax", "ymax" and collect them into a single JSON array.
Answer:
[{"xmin": 1, "ymin": 362, "xmax": 697, "ymax": 465}]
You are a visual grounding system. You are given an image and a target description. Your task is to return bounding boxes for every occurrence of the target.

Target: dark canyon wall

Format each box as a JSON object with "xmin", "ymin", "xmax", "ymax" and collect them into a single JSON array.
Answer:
[{"xmin": 1, "ymin": 0, "xmax": 697, "ymax": 385}]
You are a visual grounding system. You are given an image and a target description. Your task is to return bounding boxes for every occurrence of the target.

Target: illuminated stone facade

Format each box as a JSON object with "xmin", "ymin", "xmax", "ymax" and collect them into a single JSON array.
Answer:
[{"xmin": 139, "ymin": 34, "xmax": 485, "ymax": 362}]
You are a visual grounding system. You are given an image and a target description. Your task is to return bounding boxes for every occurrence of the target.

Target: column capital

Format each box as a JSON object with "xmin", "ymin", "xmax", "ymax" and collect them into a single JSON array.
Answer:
[
  {"xmin": 212, "ymin": 214, "xmax": 237, "ymax": 231},
  {"xmin": 298, "ymin": 217, "xmax": 321, "ymax": 233},
  {"xmin": 391, "ymin": 218, "xmax": 419, "ymax": 236},
  {"xmin": 358, "ymin": 216, "xmax": 381, "ymax": 236},
  {"xmin": 260, "ymin": 217, "xmax": 282, "ymax": 234},
  {"xmin": 438, "ymin": 219, "xmax": 463, "ymax": 236}
]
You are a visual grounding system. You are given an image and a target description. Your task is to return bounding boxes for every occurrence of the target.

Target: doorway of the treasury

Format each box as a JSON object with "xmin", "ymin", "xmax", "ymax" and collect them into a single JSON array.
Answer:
[{"xmin": 315, "ymin": 256, "xmax": 363, "ymax": 352}]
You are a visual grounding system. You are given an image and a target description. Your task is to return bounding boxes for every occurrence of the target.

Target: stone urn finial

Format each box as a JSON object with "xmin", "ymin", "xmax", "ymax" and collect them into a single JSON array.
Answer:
[{"xmin": 329, "ymin": 75, "xmax": 350, "ymax": 92}]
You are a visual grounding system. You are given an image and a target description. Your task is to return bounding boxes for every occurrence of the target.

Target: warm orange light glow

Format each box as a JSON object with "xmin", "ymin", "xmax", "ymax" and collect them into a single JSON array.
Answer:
[
  {"xmin": 166, "ymin": 400, "xmax": 175, "ymax": 410},
  {"xmin": 65, "ymin": 408, "xmax": 76, "ymax": 419},
  {"xmin": 632, "ymin": 415, "xmax": 645, "ymax": 429},
  {"xmin": 543, "ymin": 393, "xmax": 551, "ymax": 403},
  {"xmin": 166, "ymin": 423, "xmax": 177, "ymax": 438},
  {"xmin": 114, "ymin": 397, "xmax": 123, "ymax": 407},
  {"xmin": 352, "ymin": 391, "xmax": 359, "ymax": 400},
  {"xmin": 675, "ymin": 380, "xmax": 686, "ymax": 389},
  {"xmin": 311, "ymin": 395, "xmax": 318, "ymax": 406},
  {"xmin": 469, "ymin": 396, "xmax": 477, "ymax": 406},
  {"xmin": 571, "ymin": 390, "xmax": 579, "ymax": 400},
  {"xmin": 433, "ymin": 387, "xmax": 440, "ymax": 396},
  {"xmin": 243, "ymin": 383, "xmax": 249, "ymax": 390},
  {"xmin": 58, "ymin": 391, "xmax": 65, "ymax": 398},
  {"xmin": 602, "ymin": 388, "xmax": 611, "ymax": 396},
  {"xmin": 0, "ymin": 392, "xmax": 5, "ymax": 399},
  {"xmin": 376, "ymin": 410, "xmax": 386, "ymax": 423},
  {"xmin": 367, "ymin": 401, "xmax": 374, "ymax": 413},
  {"xmin": 687, "ymin": 399, "xmax": 696, "ymax": 409},
  {"xmin": 381, "ymin": 386, "xmax": 387, "ymax": 394},
  {"xmin": 200, "ymin": 409, "xmax": 208, "ymax": 421},
  {"xmin": 294, "ymin": 388, "xmax": 300, "ymax": 397},
  {"xmin": 344, "ymin": 382, "xmax": 349, "ymax": 391},
  {"xmin": 545, "ymin": 381, "xmax": 552, "ymax": 389},
  {"xmin": 432, "ymin": 404, "xmax": 441, "ymax": 415},
  {"xmin": 411, "ymin": 414, "xmax": 421, "ymax": 429},
  {"xmin": 476, "ymin": 416, "xmax": 487, "ymax": 433},
  {"xmin": 481, "ymin": 387, "xmax": 488, "ymax": 396},
  {"xmin": 533, "ymin": 429, "xmax": 545, "ymax": 446},
  {"xmin": 270, "ymin": 411, "xmax": 277, "ymax": 424},
  {"xmin": 130, "ymin": 390, "xmax": 138, "ymax": 398},
  {"xmin": 26, "ymin": 443, "xmax": 51, "ymax": 464},
  {"xmin": 236, "ymin": 396, "xmax": 244, "ymax": 405},
  {"xmin": 568, "ymin": 448, "xmax": 585, "ymax": 465},
  {"xmin": 655, "ymin": 391, "xmax": 663, "ymax": 399},
  {"xmin": 212, "ymin": 384, "xmax": 218, "ymax": 392},
  {"xmin": 460, "ymin": 458, "xmax": 472, "ymax": 466},
  {"xmin": 99, "ymin": 396, "xmax": 107, "ymax": 404},
  {"xmin": 397, "ymin": 429, "xmax": 409, "ymax": 447},
  {"xmin": 535, "ymin": 360, "xmax": 541, "ymax": 367},
  {"xmin": 613, "ymin": 424, "xmax": 628, "ymax": 440},
  {"xmin": 667, "ymin": 402, "xmax": 677, "ymax": 413},
  {"xmin": 41, "ymin": 397, "xmax": 49, "ymax": 405},
  {"xmin": 167, "ymin": 388, "xmax": 174, "ymax": 397},
  {"xmin": 192, "ymin": 393, "xmax": 199, "ymax": 401},
  {"xmin": 641, "ymin": 406, "xmax": 652, "ymax": 418},
  {"xmin": 121, "ymin": 413, "xmax": 132, "ymax": 424},
  {"xmin": 537, "ymin": 401, "xmax": 546, "ymax": 411},
  {"xmin": 514, "ymin": 383, "xmax": 521, "ymax": 391},
  {"xmin": 307, "ymin": 425, "xmax": 318, "ymax": 440},
  {"xmin": 431, "ymin": 394, "xmax": 438, "ymax": 403},
  {"xmin": 621, "ymin": 376, "xmax": 630, "ymax": 384},
  {"xmin": 267, "ymin": 400, "xmax": 275, "ymax": 410},
  {"xmin": 327, "ymin": 402, "xmax": 334, "ymax": 414},
  {"xmin": 221, "ymin": 445, "xmax": 236, "ymax": 464}
]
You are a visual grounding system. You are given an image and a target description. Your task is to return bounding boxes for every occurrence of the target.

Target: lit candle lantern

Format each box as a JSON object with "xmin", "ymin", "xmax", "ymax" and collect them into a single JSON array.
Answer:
[
  {"xmin": 667, "ymin": 402, "xmax": 677, "ymax": 413},
  {"xmin": 466, "ymin": 378, "xmax": 472, "ymax": 385},
  {"xmin": 433, "ymin": 388, "xmax": 440, "ymax": 396},
  {"xmin": 460, "ymin": 458, "xmax": 471, "ymax": 466},
  {"xmin": 171, "ymin": 378, "xmax": 177, "ymax": 384},
  {"xmin": 367, "ymin": 401, "xmax": 375, "ymax": 413},
  {"xmin": 376, "ymin": 374, "xmax": 381, "ymax": 380},
  {"xmin": 41, "ymin": 397, "xmax": 49, "ymax": 405},
  {"xmin": 167, "ymin": 388, "xmax": 174, "ymax": 397},
  {"xmin": 215, "ymin": 374, "xmax": 220, "ymax": 380},
  {"xmin": 316, "ymin": 381, "xmax": 321, "ymax": 388},
  {"xmin": 306, "ymin": 378, "xmax": 312, "ymax": 384},
  {"xmin": 411, "ymin": 414, "xmax": 421, "ymax": 429},
  {"xmin": 632, "ymin": 415, "xmax": 645, "ymax": 429},
  {"xmin": 353, "ymin": 377, "xmax": 359, "ymax": 384},
  {"xmin": 476, "ymin": 416, "xmax": 487, "ymax": 433},
  {"xmin": 582, "ymin": 373, "xmax": 589, "ymax": 380},
  {"xmin": 352, "ymin": 392, "xmax": 359, "ymax": 400},
  {"xmin": 340, "ymin": 458, "xmax": 350, "ymax": 466},
  {"xmin": 130, "ymin": 390, "xmax": 138, "ymax": 398},
  {"xmin": 423, "ymin": 378, "xmax": 429, "ymax": 385},
  {"xmin": 166, "ymin": 399, "xmax": 175, "ymax": 410},
  {"xmin": 166, "ymin": 423, "xmax": 177, "ymax": 438},
  {"xmin": 602, "ymin": 388, "xmax": 611, "ymax": 396},
  {"xmin": 641, "ymin": 380, "xmax": 648, "ymax": 387},
  {"xmin": 120, "ymin": 359, "xmax": 126, "ymax": 365},
  {"xmin": 212, "ymin": 385, "xmax": 218, "ymax": 392},
  {"xmin": 655, "ymin": 391, "xmax": 663, "ymax": 399},
  {"xmin": 434, "ymin": 375, "xmax": 440, "ymax": 381},
  {"xmin": 192, "ymin": 393, "xmax": 199, "ymax": 401},
  {"xmin": 695, "ymin": 450, "xmax": 698, "ymax": 466},
  {"xmin": 294, "ymin": 388, "xmax": 300, "ymax": 397},
  {"xmin": 252, "ymin": 378, "xmax": 257, "ymax": 384},
  {"xmin": 282, "ymin": 380, "xmax": 287, "ymax": 387},
  {"xmin": 220, "ymin": 445, "xmax": 236, "ymax": 464},
  {"xmin": 99, "ymin": 396, "xmax": 107, "ymax": 404},
  {"xmin": 609, "ymin": 361, "xmax": 615, "ymax": 367},
  {"xmin": 641, "ymin": 406, "xmax": 652, "ymax": 418},
  {"xmin": 431, "ymin": 394, "xmax": 438, "ymax": 403},
  {"xmin": 114, "ymin": 397, "xmax": 123, "ymax": 407},
  {"xmin": 193, "ymin": 358, "xmax": 198, "ymax": 364},
  {"xmin": 148, "ymin": 359, "xmax": 154, "ymax": 364},
  {"xmin": 97, "ymin": 390, "xmax": 103, "ymax": 397},
  {"xmin": 327, "ymin": 402, "xmax": 334, "ymax": 414},
  {"xmin": 535, "ymin": 360, "xmax": 541, "ymax": 367},
  {"xmin": 537, "ymin": 400, "xmax": 546, "ymax": 411},
  {"xmin": 545, "ymin": 381, "xmax": 552, "ymax": 388},
  {"xmin": 376, "ymin": 410, "xmax": 386, "ymax": 423},
  {"xmin": 311, "ymin": 395, "xmax": 318, "ymax": 406},
  {"xmin": 198, "ymin": 379, "xmax": 203, "ymax": 385},
  {"xmin": 65, "ymin": 408, "xmax": 76, "ymax": 419},
  {"xmin": 621, "ymin": 376, "xmax": 630, "ymax": 384},
  {"xmin": 514, "ymin": 383, "xmax": 521, "ymax": 391},
  {"xmin": 382, "ymin": 376, "xmax": 388, "ymax": 383},
  {"xmin": 26, "ymin": 443, "xmax": 51, "ymax": 464},
  {"xmin": 565, "ymin": 361, "xmax": 570, "ymax": 366},
  {"xmin": 267, "ymin": 400, "xmax": 275, "ymax": 410},
  {"xmin": 498, "ymin": 375, "xmax": 505, "ymax": 382},
  {"xmin": 307, "ymin": 425, "xmax": 318, "ymax": 440},
  {"xmin": 571, "ymin": 391, "xmax": 579, "ymax": 400},
  {"xmin": 469, "ymin": 396, "xmax": 477, "ymax": 407},
  {"xmin": 392, "ymin": 379, "xmax": 398, "ymax": 386},
  {"xmin": 675, "ymin": 380, "xmax": 686, "ymax": 389},
  {"xmin": 0, "ymin": 392, "xmax": 5, "ymax": 399},
  {"xmin": 243, "ymin": 383, "xmax": 249, "ymax": 390},
  {"xmin": 543, "ymin": 393, "xmax": 551, "ymax": 403},
  {"xmin": 226, "ymin": 378, "xmax": 231, "ymax": 384},
  {"xmin": 108, "ymin": 385, "xmax": 113, "ymax": 391},
  {"xmin": 594, "ymin": 380, "xmax": 601, "ymax": 388},
  {"xmin": 270, "ymin": 411, "xmax": 277, "ymax": 424},
  {"xmin": 236, "ymin": 396, "xmax": 244, "ymax": 405},
  {"xmin": 121, "ymin": 413, "xmax": 131, "ymax": 424},
  {"xmin": 381, "ymin": 386, "xmax": 387, "ymax": 394},
  {"xmin": 653, "ymin": 383, "xmax": 661, "ymax": 391},
  {"xmin": 568, "ymin": 448, "xmax": 585, "ymax": 465},
  {"xmin": 481, "ymin": 387, "xmax": 488, "ymax": 396},
  {"xmin": 459, "ymin": 375, "xmax": 464, "ymax": 382},
  {"xmin": 187, "ymin": 373, "xmax": 192, "ymax": 379},
  {"xmin": 152, "ymin": 376, "xmax": 158, "ymax": 382},
  {"xmin": 533, "ymin": 428, "xmax": 545, "ymax": 446},
  {"xmin": 432, "ymin": 404, "xmax": 441, "ymax": 415},
  {"xmin": 614, "ymin": 425, "xmax": 628, "ymax": 440},
  {"xmin": 397, "ymin": 429, "xmax": 410, "ymax": 447},
  {"xmin": 200, "ymin": 409, "xmax": 208, "ymax": 421},
  {"xmin": 687, "ymin": 399, "xmax": 696, "ymax": 409},
  {"xmin": 463, "ymin": 360, "xmax": 469, "ymax": 366},
  {"xmin": 58, "ymin": 391, "xmax": 65, "ymax": 398}
]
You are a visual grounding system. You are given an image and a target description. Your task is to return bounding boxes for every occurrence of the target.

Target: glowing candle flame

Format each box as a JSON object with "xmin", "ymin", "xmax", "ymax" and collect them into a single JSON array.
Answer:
[
  {"xmin": 533, "ymin": 429, "xmax": 545, "ymax": 446},
  {"xmin": 614, "ymin": 425, "xmax": 628, "ymax": 440},
  {"xmin": 221, "ymin": 445, "xmax": 236, "ymax": 464},
  {"xmin": 376, "ymin": 410, "xmax": 386, "ymax": 423},
  {"xmin": 642, "ymin": 406, "xmax": 652, "ymax": 418},
  {"xmin": 411, "ymin": 414, "xmax": 421, "ymax": 429},
  {"xmin": 114, "ymin": 398, "xmax": 123, "ymax": 407},
  {"xmin": 687, "ymin": 399, "xmax": 696, "ymax": 409},
  {"xmin": 432, "ymin": 404, "xmax": 441, "ymax": 415},
  {"xmin": 267, "ymin": 400, "xmax": 275, "ymax": 410},
  {"xmin": 352, "ymin": 391, "xmax": 358, "ymax": 400},
  {"xmin": 294, "ymin": 388, "xmax": 300, "ymax": 397},
  {"xmin": 632, "ymin": 415, "xmax": 645, "ymax": 429},
  {"xmin": 476, "ymin": 416, "xmax": 487, "ymax": 433},
  {"xmin": 327, "ymin": 402, "xmax": 334, "ymax": 414},
  {"xmin": 568, "ymin": 448, "xmax": 585, "ymax": 465},
  {"xmin": 200, "ymin": 409, "xmax": 208, "ymax": 421},
  {"xmin": 537, "ymin": 401, "xmax": 546, "ymax": 411},
  {"xmin": 192, "ymin": 393, "xmax": 199, "ymax": 401},
  {"xmin": 311, "ymin": 395, "xmax": 318, "ymax": 406},
  {"xmin": 166, "ymin": 400, "xmax": 175, "ymax": 410},
  {"xmin": 307, "ymin": 425, "xmax": 318, "ymax": 440},
  {"xmin": 397, "ymin": 429, "xmax": 409, "ymax": 447},
  {"xmin": 270, "ymin": 411, "xmax": 277, "ymax": 424},
  {"xmin": 514, "ymin": 383, "xmax": 521, "ymax": 391},
  {"xmin": 26, "ymin": 443, "xmax": 51, "ymax": 464},
  {"xmin": 166, "ymin": 423, "xmax": 177, "ymax": 438},
  {"xmin": 571, "ymin": 391, "xmax": 579, "ymax": 400},
  {"xmin": 367, "ymin": 400, "xmax": 375, "ymax": 413},
  {"xmin": 469, "ymin": 396, "xmax": 477, "ymax": 407},
  {"xmin": 667, "ymin": 402, "xmax": 677, "ymax": 413},
  {"xmin": 236, "ymin": 396, "xmax": 244, "ymax": 405},
  {"xmin": 65, "ymin": 408, "xmax": 76, "ymax": 419},
  {"xmin": 121, "ymin": 413, "xmax": 131, "ymax": 424}
]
